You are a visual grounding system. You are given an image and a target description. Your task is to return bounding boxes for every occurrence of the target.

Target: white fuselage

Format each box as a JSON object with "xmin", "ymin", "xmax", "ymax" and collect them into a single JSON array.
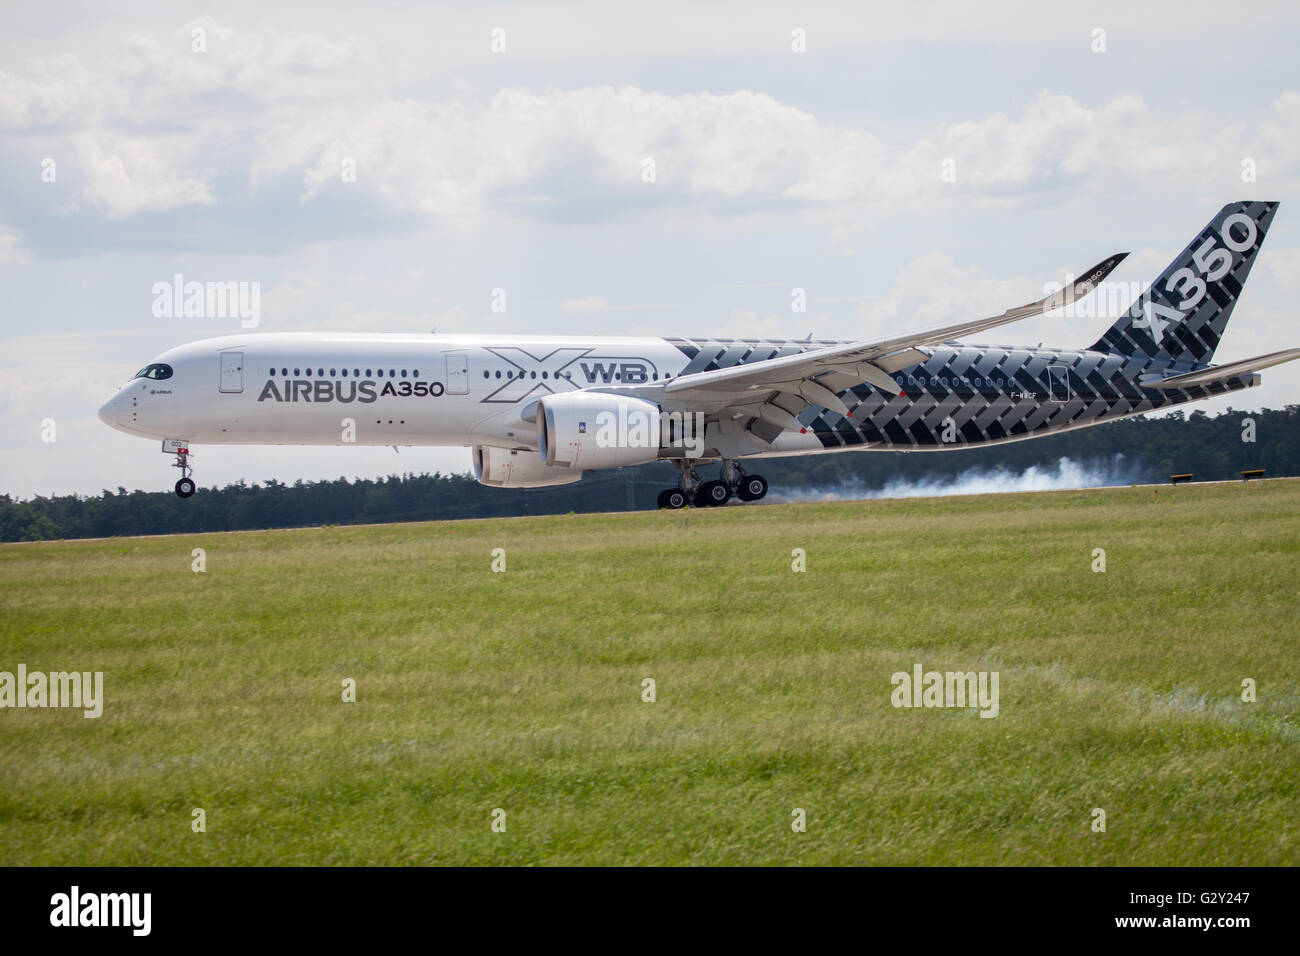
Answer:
[{"xmin": 97, "ymin": 332, "xmax": 826, "ymax": 455}]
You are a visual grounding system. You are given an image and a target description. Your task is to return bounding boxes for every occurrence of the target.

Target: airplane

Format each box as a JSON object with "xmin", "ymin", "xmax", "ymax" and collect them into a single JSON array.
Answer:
[{"xmin": 100, "ymin": 201, "xmax": 1300, "ymax": 508}]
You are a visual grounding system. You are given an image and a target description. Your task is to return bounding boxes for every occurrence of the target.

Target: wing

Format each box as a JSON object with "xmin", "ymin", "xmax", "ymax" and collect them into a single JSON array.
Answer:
[{"xmin": 599, "ymin": 252, "xmax": 1127, "ymax": 440}]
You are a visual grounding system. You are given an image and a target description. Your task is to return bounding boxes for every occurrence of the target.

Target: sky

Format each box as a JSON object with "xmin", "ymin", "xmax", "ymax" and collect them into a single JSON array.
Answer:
[{"xmin": 2, "ymin": 0, "xmax": 1299, "ymax": 498}]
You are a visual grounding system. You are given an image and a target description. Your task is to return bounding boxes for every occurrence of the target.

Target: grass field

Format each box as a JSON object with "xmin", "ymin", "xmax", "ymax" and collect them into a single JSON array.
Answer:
[{"xmin": 2, "ymin": 479, "xmax": 1298, "ymax": 865}]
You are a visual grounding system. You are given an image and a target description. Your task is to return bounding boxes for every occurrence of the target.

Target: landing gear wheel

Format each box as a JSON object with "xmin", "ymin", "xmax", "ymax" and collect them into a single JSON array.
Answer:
[
  {"xmin": 663, "ymin": 489, "xmax": 688, "ymax": 510},
  {"xmin": 169, "ymin": 445, "xmax": 196, "ymax": 499},
  {"xmin": 737, "ymin": 474, "xmax": 769, "ymax": 501},
  {"xmin": 696, "ymin": 480, "xmax": 731, "ymax": 507}
]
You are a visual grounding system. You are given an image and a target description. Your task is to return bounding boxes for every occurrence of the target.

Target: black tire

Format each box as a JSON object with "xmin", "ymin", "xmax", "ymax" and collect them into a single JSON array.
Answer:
[
  {"xmin": 656, "ymin": 489, "xmax": 670, "ymax": 509},
  {"xmin": 664, "ymin": 489, "xmax": 687, "ymax": 510},
  {"xmin": 696, "ymin": 480, "xmax": 731, "ymax": 507},
  {"xmin": 175, "ymin": 478, "xmax": 196, "ymax": 499},
  {"xmin": 737, "ymin": 474, "xmax": 769, "ymax": 501}
]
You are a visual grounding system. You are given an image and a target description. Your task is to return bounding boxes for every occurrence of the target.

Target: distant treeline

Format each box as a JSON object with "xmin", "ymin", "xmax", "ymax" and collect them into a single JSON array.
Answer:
[{"xmin": 3, "ymin": 405, "xmax": 1297, "ymax": 541}]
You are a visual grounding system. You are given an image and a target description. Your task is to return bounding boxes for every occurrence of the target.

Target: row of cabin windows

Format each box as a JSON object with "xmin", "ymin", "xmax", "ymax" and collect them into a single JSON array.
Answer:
[
  {"xmin": 480, "ymin": 370, "xmax": 674, "ymax": 381},
  {"xmin": 267, "ymin": 365, "xmax": 680, "ymax": 383},
  {"xmin": 487, "ymin": 369, "xmax": 564, "ymax": 380},
  {"xmin": 269, "ymin": 367, "xmax": 419, "ymax": 378},
  {"xmin": 902, "ymin": 375, "xmax": 1014, "ymax": 389},
  {"xmin": 484, "ymin": 370, "xmax": 574, "ymax": 381}
]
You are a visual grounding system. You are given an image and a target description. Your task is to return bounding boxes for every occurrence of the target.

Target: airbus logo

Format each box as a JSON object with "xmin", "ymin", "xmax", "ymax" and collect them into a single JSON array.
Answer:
[{"xmin": 257, "ymin": 379, "xmax": 445, "ymax": 403}]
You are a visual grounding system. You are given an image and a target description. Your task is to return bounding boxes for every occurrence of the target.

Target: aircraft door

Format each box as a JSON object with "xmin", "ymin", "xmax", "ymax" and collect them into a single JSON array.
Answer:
[
  {"xmin": 219, "ymin": 351, "xmax": 244, "ymax": 393},
  {"xmin": 1046, "ymin": 365, "xmax": 1069, "ymax": 403},
  {"xmin": 445, "ymin": 353, "xmax": 468, "ymax": 394}
]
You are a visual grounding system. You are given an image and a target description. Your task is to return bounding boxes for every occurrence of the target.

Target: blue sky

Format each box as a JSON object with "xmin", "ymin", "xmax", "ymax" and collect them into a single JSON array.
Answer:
[{"xmin": 2, "ymin": 1, "xmax": 1298, "ymax": 497}]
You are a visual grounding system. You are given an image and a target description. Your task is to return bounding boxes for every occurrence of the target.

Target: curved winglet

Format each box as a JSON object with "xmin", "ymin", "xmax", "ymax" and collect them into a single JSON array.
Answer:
[{"xmin": 1003, "ymin": 252, "xmax": 1128, "ymax": 321}]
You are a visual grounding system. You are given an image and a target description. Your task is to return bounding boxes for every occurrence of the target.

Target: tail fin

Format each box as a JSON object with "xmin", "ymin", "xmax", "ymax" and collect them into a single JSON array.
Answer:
[{"xmin": 1092, "ymin": 201, "xmax": 1279, "ymax": 364}]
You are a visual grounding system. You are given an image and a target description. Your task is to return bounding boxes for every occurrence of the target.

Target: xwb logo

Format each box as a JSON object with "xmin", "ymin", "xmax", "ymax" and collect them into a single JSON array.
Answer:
[{"xmin": 580, "ymin": 360, "xmax": 652, "ymax": 384}]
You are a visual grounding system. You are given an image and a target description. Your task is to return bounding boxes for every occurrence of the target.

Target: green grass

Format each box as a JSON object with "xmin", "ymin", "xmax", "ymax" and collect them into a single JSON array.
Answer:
[{"xmin": 1, "ymin": 479, "xmax": 1298, "ymax": 865}]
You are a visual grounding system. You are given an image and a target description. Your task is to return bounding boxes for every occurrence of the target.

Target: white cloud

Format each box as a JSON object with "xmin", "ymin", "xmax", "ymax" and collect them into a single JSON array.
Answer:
[
  {"xmin": 0, "ymin": 223, "xmax": 28, "ymax": 265},
  {"xmin": 74, "ymin": 133, "xmax": 216, "ymax": 218},
  {"xmin": 855, "ymin": 251, "xmax": 1039, "ymax": 333},
  {"xmin": 254, "ymin": 86, "xmax": 1300, "ymax": 231},
  {"xmin": 3, "ymin": 12, "xmax": 1297, "ymax": 232},
  {"xmin": 0, "ymin": 54, "xmax": 98, "ymax": 127},
  {"xmin": 1264, "ymin": 247, "xmax": 1300, "ymax": 290}
]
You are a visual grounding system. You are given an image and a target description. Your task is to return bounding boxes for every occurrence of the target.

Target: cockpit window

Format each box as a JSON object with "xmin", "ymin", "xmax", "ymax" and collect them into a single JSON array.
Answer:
[{"xmin": 133, "ymin": 363, "xmax": 174, "ymax": 381}]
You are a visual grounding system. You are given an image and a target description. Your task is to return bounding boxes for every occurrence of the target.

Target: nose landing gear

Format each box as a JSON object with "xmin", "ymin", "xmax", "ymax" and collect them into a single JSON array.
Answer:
[{"xmin": 169, "ymin": 445, "xmax": 196, "ymax": 498}]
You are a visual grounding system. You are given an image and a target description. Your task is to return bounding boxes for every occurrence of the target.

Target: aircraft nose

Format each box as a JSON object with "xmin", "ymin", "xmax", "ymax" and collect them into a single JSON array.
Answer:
[{"xmin": 98, "ymin": 389, "xmax": 129, "ymax": 429}]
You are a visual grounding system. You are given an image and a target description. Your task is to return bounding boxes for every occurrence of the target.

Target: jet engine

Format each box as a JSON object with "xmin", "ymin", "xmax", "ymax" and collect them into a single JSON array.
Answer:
[
  {"xmin": 472, "ymin": 446, "xmax": 584, "ymax": 488},
  {"xmin": 537, "ymin": 392, "xmax": 664, "ymax": 469}
]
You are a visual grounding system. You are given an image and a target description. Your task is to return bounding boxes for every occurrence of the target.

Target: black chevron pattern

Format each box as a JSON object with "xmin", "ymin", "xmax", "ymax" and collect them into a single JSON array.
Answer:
[
  {"xmin": 666, "ymin": 339, "xmax": 1255, "ymax": 451},
  {"xmin": 665, "ymin": 202, "xmax": 1275, "ymax": 453}
]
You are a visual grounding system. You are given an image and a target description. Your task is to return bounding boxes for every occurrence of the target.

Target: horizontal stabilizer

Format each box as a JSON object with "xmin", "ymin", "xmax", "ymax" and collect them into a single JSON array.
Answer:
[{"xmin": 1139, "ymin": 348, "xmax": 1300, "ymax": 389}]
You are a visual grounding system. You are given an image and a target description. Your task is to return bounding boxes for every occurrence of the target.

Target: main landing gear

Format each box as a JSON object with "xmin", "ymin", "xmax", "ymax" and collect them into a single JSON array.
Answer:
[
  {"xmin": 657, "ymin": 459, "xmax": 769, "ymax": 509},
  {"xmin": 172, "ymin": 446, "xmax": 196, "ymax": 498}
]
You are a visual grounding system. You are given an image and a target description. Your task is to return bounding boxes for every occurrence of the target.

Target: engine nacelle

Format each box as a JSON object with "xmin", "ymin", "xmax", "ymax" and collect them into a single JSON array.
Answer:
[
  {"xmin": 538, "ymin": 392, "xmax": 664, "ymax": 469},
  {"xmin": 472, "ymin": 446, "xmax": 584, "ymax": 488}
]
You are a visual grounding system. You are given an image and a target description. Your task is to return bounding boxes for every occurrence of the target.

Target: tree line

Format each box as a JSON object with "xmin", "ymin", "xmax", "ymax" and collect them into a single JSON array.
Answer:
[{"xmin": 3, "ymin": 405, "xmax": 1296, "ymax": 541}]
